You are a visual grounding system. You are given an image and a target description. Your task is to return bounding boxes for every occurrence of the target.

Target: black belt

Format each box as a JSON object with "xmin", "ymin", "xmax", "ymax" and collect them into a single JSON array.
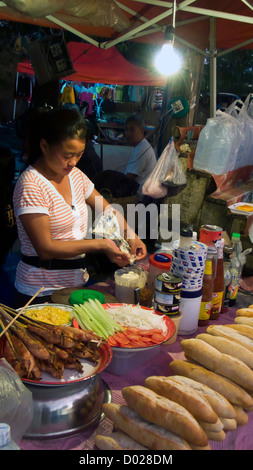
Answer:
[{"xmin": 21, "ymin": 255, "xmax": 87, "ymax": 270}]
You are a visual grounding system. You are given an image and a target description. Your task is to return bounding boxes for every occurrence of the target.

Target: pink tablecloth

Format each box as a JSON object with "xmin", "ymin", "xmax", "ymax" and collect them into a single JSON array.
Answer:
[{"xmin": 20, "ymin": 302, "xmax": 253, "ymax": 451}]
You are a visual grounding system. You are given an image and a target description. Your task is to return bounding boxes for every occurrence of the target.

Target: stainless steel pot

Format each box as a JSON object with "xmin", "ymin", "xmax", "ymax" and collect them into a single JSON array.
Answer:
[{"xmin": 24, "ymin": 375, "xmax": 111, "ymax": 439}]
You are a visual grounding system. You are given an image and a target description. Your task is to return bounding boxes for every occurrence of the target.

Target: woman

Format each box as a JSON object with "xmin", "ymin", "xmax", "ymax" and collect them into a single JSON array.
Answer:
[{"xmin": 12, "ymin": 107, "xmax": 147, "ymax": 307}]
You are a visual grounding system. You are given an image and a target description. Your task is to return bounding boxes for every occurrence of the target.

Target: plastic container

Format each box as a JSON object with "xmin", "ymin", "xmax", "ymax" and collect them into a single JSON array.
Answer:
[
  {"xmin": 114, "ymin": 266, "xmax": 147, "ymax": 304},
  {"xmin": 147, "ymin": 253, "xmax": 172, "ymax": 291},
  {"xmin": 0, "ymin": 423, "xmax": 20, "ymax": 450},
  {"xmin": 69, "ymin": 289, "xmax": 105, "ymax": 305},
  {"xmin": 178, "ymin": 288, "xmax": 203, "ymax": 335}
]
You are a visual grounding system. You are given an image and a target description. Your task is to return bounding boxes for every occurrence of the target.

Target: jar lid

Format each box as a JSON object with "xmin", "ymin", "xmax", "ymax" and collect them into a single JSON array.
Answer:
[
  {"xmin": 149, "ymin": 253, "xmax": 172, "ymax": 270},
  {"xmin": 0, "ymin": 423, "xmax": 10, "ymax": 446},
  {"xmin": 69, "ymin": 289, "xmax": 105, "ymax": 306}
]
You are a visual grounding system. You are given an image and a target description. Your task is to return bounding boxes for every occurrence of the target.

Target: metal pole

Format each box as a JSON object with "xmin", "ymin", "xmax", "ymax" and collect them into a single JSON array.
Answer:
[{"xmin": 209, "ymin": 17, "xmax": 217, "ymax": 118}]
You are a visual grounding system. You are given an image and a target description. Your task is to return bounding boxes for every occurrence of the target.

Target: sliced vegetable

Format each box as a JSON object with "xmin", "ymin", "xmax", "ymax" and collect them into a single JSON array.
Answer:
[
  {"xmin": 72, "ymin": 299, "xmax": 124, "ymax": 339},
  {"xmin": 107, "ymin": 326, "xmax": 167, "ymax": 348}
]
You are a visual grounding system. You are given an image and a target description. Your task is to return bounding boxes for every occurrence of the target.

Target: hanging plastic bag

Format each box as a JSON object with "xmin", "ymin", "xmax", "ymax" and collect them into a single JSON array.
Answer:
[
  {"xmin": 142, "ymin": 139, "xmax": 186, "ymax": 199},
  {"xmin": 0, "ymin": 358, "xmax": 33, "ymax": 444},
  {"xmin": 193, "ymin": 111, "xmax": 244, "ymax": 175}
]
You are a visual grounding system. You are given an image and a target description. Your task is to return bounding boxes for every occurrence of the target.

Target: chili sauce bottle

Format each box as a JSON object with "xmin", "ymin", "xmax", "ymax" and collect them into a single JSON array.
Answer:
[{"xmin": 221, "ymin": 245, "xmax": 232, "ymax": 313}]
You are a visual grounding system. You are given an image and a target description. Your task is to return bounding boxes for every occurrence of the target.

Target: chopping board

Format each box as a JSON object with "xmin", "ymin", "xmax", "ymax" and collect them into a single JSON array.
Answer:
[{"xmin": 51, "ymin": 285, "xmax": 118, "ymax": 305}]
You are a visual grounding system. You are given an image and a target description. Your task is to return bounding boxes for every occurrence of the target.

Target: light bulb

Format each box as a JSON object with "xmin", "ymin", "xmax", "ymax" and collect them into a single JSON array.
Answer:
[{"xmin": 154, "ymin": 43, "xmax": 182, "ymax": 76}]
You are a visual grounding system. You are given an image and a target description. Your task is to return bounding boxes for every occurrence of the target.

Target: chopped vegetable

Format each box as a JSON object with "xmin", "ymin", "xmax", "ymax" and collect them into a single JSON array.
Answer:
[
  {"xmin": 104, "ymin": 304, "xmax": 167, "ymax": 333},
  {"xmin": 107, "ymin": 327, "xmax": 167, "ymax": 348},
  {"xmin": 72, "ymin": 299, "xmax": 124, "ymax": 339}
]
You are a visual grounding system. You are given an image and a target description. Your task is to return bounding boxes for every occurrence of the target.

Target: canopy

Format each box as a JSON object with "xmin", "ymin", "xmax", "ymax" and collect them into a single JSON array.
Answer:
[
  {"xmin": 2, "ymin": 0, "xmax": 253, "ymax": 114},
  {"xmin": 17, "ymin": 41, "xmax": 167, "ymax": 86}
]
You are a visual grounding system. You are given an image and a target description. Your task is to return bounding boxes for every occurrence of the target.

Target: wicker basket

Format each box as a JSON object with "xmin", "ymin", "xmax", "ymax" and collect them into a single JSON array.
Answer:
[{"xmin": 101, "ymin": 188, "xmax": 139, "ymax": 220}]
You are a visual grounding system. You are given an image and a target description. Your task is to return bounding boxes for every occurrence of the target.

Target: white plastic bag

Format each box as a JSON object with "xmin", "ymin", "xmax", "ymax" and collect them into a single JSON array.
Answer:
[
  {"xmin": 142, "ymin": 139, "xmax": 186, "ymax": 199},
  {"xmin": 193, "ymin": 111, "xmax": 244, "ymax": 175},
  {"xmin": 0, "ymin": 358, "xmax": 33, "ymax": 444}
]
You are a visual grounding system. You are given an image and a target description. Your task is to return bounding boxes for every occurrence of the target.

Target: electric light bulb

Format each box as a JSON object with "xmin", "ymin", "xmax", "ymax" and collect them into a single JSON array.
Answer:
[{"xmin": 154, "ymin": 43, "xmax": 182, "ymax": 76}]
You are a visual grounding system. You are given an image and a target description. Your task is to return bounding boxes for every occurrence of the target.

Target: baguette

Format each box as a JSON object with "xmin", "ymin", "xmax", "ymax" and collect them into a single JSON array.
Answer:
[
  {"xmin": 122, "ymin": 385, "xmax": 208, "ymax": 446},
  {"xmin": 236, "ymin": 308, "xmax": 253, "ymax": 317},
  {"xmin": 180, "ymin": 338, "xmax": 253, "ymax": 391},
  {"xmin": 219, "ymin": 417, "xmax": 237, "ymax": 431},
  {"xmin": 205, "ymin": 429, "xmax": 226, "ymax": 441},
  {"xmin": 232, "ymin": 405, "xmax": 248, "ymax": 426},
  {"xmin": 196, "ymin": 332, "xmax": 253, "ymax": 369},
  {"xmin": 95, "ymin": 431, "xmax": 148, "ymax": 450},
  {"xmin": 225, "ymin": 323, "xmax": 253, "ymax": 340},
  {"xmin": 207, "ymin": 324, "xmax": 253, "ymax": 353},
  {"xmin": 169, "ymin": 375, "xmax": 236, "ymax": 419},
  {"xmin": 145, "ymin": 375, "xmax": 218, "ymax": 423},
  {"xmin": 197, "ymin": 418, "xmax": 224, "ymax": 432},
  {"xmin": 169, "ymin": 360, "xmax": 253, "ymax": 409},
  {"xmin": 190, "ymin": 443, "xmax": 212, "ymax": 450},
  {"xmin": 235, "ymin": 316, "xmax": 253, "ymax": 327},
  {"xmin": 102, "ymin": 403, "xmax": 192, "ymax": 450}
]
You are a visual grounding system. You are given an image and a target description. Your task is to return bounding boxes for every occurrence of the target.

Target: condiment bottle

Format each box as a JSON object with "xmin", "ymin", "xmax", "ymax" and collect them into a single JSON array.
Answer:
[
  {"xmin": 210, "ymin": 239, "xmax": 224, "ymax": 320},
  {"xmin": 179, "ymin": 226, "xmax": 194, "ymax": 248},
  {"xmin": 198, "ymin": 252, "xmax": 213, "ymax": 326},
  {"xmin": 221, "ymin": 245, "xmax": 232, "ymax": 313},
  {"xmin": 229, "ymin": 233, "xmax": 242, "ymax": 306},
  {"xmin": 0, "ymin": 423, "xmax": 20, "ymax": 450},
  {"xmin": 147, "ymin": 253, "xmax": 172, "ymax": 291}
]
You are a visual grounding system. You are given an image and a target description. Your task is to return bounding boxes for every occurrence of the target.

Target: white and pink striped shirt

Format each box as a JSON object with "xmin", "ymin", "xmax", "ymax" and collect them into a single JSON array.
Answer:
[{"xmin": 13, "ymin": 165, "xmax": 94, "ymax": 296}]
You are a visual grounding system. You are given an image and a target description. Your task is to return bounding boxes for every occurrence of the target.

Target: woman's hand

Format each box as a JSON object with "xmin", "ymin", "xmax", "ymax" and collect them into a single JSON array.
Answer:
[
  {"xmin": 126, "ymin": 232, "xmax": 147, "ymax": 261},
  {"xmin": 101, "ymin": 239, "xmax": 131, "ymax": 267}
]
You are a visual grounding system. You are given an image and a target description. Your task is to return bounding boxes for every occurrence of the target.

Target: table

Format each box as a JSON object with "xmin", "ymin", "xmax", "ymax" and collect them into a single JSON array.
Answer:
[{"xmin": 19, "ymin": 289, "xmax": 253, "ymax": 451}]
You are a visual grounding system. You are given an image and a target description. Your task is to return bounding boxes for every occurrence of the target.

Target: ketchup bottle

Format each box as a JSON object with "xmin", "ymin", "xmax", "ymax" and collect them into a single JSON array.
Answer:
[
  {"xmin": 198, "ymin": 253, "xmax": 213, "ymax": 326},
  {"xmin": 210, "ymin": 239, "xmax": 224, "ymax": 320}
]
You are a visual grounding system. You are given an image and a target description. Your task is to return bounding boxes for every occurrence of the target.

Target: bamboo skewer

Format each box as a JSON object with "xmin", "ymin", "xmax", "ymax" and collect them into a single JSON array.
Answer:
[{"xmin": 0, "ymin": 286, "xmax": 44, "ymax": 338}]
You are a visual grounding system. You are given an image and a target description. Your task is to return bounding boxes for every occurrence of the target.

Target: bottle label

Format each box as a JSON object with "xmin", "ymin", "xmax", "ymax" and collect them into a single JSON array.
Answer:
[
  {"xmin": 230, "ymin": 285, "xmax": 239, "ymax": 300},
  {"xmin": 204, "ymin": 260, "xmax": 212, "ymax": 275},
  {"xmin": 211, "ymin": 291, "xmax": 223, "ymax": 315},
  {"xmin": 223, "ymin": 284, "xmax": 231, "ymax": 308},
  {"xmin": 199, "ymin": 300, "xmax": 212, "ymax": 320}
]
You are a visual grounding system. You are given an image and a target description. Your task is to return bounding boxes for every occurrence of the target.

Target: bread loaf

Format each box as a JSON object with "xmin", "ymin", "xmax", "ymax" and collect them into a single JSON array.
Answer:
[
  {"xmin": 102, "ymin": 403, "xmax": 192, "ymax": 450},
  {"xmin": 121, "ymin": 385, "xmax": 208, "ymax": 446},
  {"xmin": 225, "ymin": 323, "xmax": 253, "ymax": 340},
  {"xmin": 236, "ymin": 308, "xmax": 253, "ymax": 317},
  {"xmin": 169, "ymin": 375, "xmax": 236, "ymax": 419},
  {"xmin": 95, "ymin": 431, "xmax": 148, "ymax": 450},
  {"xmin": 145, "ymin": 375, "xmax": 218, "ymax": 423},
  {"xmin": 219, "ymin": 417, "xmax": 237, "ymax": 431},
  {"xmin": 207, "ymin": 324, "xmax": 253, "ymax": 353},
  {"xmin": 196, "ymin": 333, "xmax": 253, "ymax": 369},
  {"xmin": 169, "ymin": 360, "xmax": 253, "ymax": 409},
  {"xmin": 232, "ymin": 405, "xmax": 248, "ymax": 426},
  {"xmin": 197, "ymin": 418, "xmax": 224, "ymax": 432},
  {"xmin": 204, "ymin": 429, "xmax": 226, "ymax": 441},
  {"xmin": 235, "ymin": 317, "xmax": 253, "ymax": 327},
  {"xmin": 180, "ymin": 338, "xmax": 253, "ymax": 391}
]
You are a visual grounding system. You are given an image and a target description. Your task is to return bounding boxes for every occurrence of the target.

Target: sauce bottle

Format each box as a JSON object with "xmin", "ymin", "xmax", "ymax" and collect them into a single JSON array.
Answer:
[
  {"xmin": 198, "ymin": 252, "xmax": 213, "ymax": 326},
  {"xmin": 221, "ymin": 245, "xmax": 232, "ymax": 313},
  {"xmin": 210, "ymin": 239, "xmax": 224, "ymax": 320}
]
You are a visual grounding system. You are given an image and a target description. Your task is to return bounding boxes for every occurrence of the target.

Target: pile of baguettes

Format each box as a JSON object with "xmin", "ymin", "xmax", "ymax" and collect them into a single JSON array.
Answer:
[{"xmin": 95, "ymin": 304, "xmax": 253, "ymax": 450}]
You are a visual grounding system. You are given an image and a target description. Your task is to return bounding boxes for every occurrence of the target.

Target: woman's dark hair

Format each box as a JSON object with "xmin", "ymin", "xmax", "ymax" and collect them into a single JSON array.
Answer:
[{"xmin": 25, "ymin": 107, "xmax": 88, "ymax": 164}]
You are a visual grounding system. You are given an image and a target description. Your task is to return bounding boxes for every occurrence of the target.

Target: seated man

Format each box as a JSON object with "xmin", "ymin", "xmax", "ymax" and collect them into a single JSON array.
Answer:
[{"xmin": 124, "ymin": 114, "xmax": 157, "ymax": 200}]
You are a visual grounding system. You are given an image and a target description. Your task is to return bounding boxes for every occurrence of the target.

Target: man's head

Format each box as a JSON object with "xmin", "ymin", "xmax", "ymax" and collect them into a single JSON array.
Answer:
[{"xmin": 125, "ymin": 114, "xmax": 146, "ymax": 146}]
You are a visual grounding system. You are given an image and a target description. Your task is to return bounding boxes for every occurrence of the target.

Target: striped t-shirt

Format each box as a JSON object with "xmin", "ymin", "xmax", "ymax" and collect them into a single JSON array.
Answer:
[{"xmin": 13, "ymin": 165, "xmax": 94, "ymax": 297}]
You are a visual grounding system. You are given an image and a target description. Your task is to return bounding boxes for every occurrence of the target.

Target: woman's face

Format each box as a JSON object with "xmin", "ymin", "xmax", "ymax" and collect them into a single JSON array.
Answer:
[{"xmin": 40, "ymin": 137, "xmax": 86, "ymax": 177}]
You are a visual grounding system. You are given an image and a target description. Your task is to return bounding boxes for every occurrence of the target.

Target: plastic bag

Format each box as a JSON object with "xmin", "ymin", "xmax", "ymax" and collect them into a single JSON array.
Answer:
[
  {"xmin": 0, "ymin": 358, "xmax": 33, "ymax": 444},
  {"xmin": 193, "ymin": 111, "xmax": 244, "ymax": 175},
  {"xmin": 142, "ymin": 139, "xmax": 186, "ymax": 199},
  {"xmin": 92, "ymin": 207, "xmax": 135, "ymax": 263}
]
